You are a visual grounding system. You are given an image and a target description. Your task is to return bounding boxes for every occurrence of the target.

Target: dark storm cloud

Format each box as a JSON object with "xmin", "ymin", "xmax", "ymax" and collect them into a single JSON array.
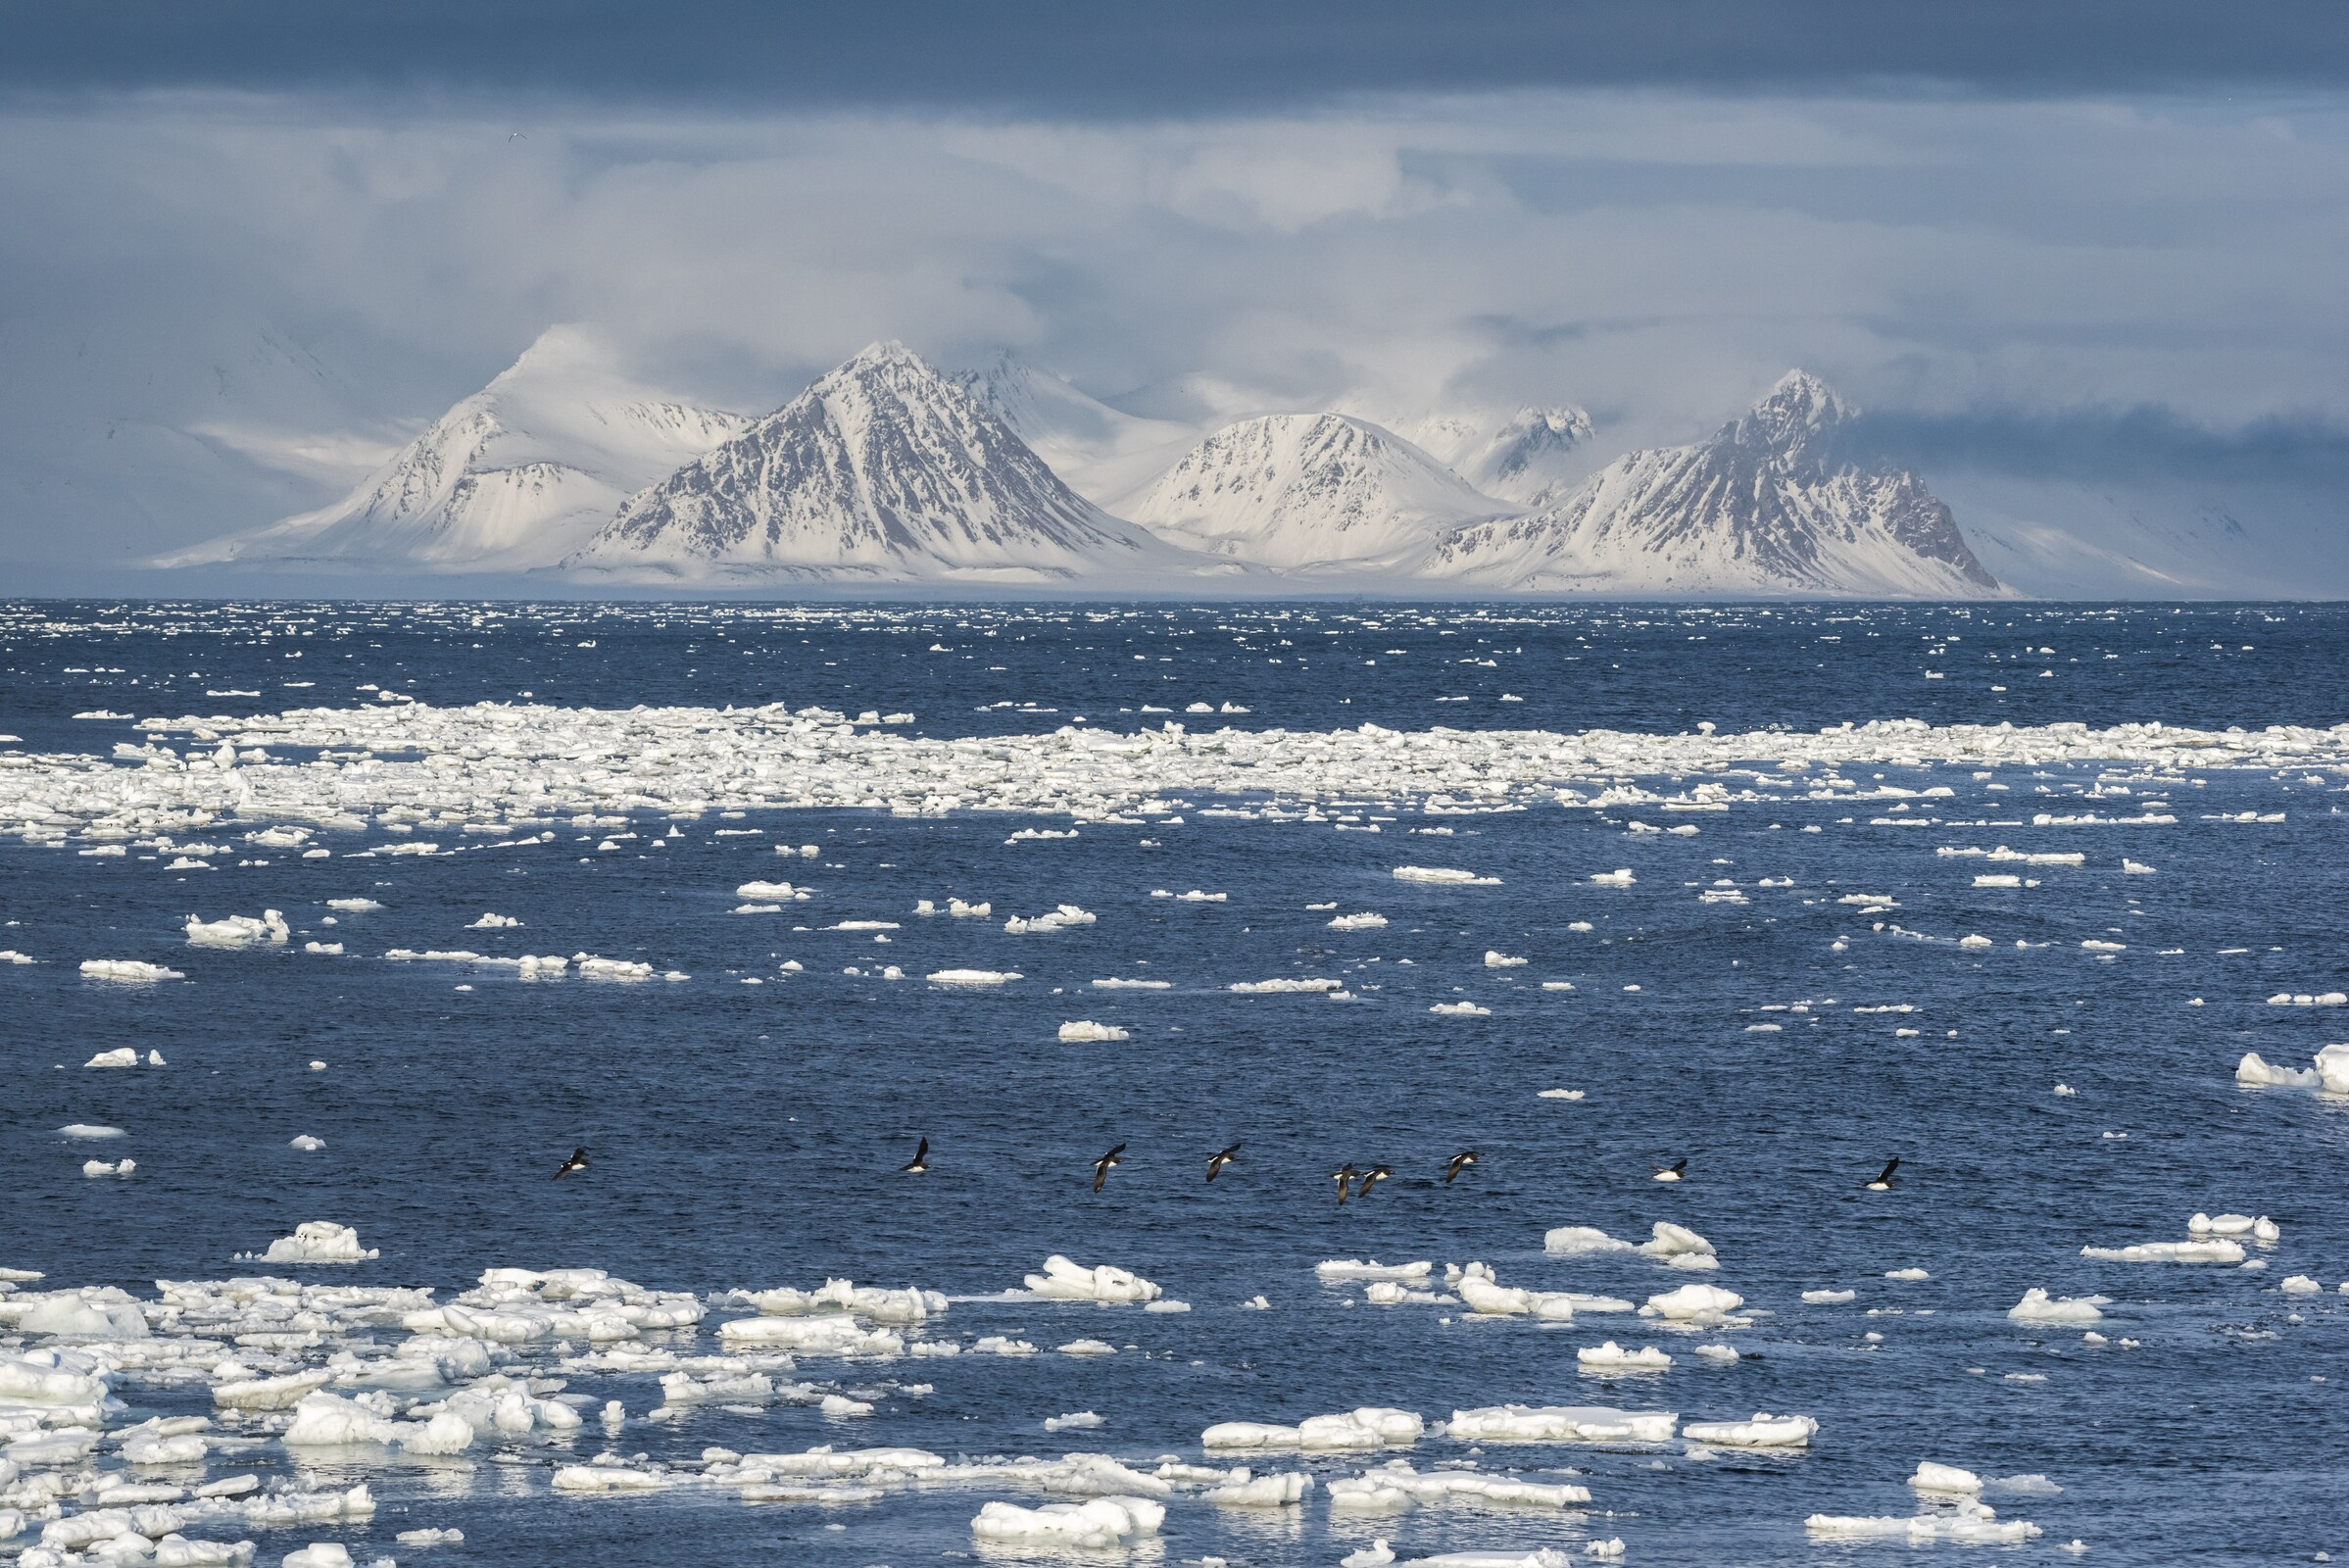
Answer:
[
  {"xmin": 3, "ymin": 0, "xmax": 2346, "ymax": 111},
  {"xmin": 1845, "ymin": 405, "xmax": 2349, "ymax": 486}
]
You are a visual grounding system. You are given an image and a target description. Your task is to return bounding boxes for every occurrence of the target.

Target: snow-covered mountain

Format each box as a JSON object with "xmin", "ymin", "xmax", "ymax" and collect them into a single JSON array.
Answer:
[
  {"xmin": 947, "ymin": 353, "xmax": 1199, "ymax": 507},
  {"xmin": 160, "ymin": 326, "xmax": 750, "ymax": 572},
  {"xmin": 1423, "ymin": 371, "xmax": 2007, "ymax": 597},
  {"xmin": 1121, "ymin": 413, "xmax": 1508, "ymax": 572},
  {"xmin": 1381, "ymin": 406, "xmax": 1595, "ymax": 506},
  {"xmin": 567, "ymin": 343, "xmax": 1218, "ymax": 584}
]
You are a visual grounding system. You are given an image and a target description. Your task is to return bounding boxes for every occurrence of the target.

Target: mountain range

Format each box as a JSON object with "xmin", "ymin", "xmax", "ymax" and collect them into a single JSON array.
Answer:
[
  {"xmin": 167, "ymin": 330, "xmax": 2325, "ymax": 597},
  {"xmin": 160, "ymin": 327, "xmax": 752, "ymax": 572}
]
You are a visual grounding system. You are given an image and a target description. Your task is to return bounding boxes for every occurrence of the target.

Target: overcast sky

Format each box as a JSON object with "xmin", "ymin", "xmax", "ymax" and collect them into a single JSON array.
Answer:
[{"xmin": 1, "ymin": 1, "xmax": 2344, "ymax": 580}]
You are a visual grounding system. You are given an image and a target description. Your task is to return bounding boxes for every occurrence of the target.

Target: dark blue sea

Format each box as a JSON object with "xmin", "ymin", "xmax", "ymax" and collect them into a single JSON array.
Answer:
[{"xmin": 3, "ymin": 600, "xmax": 2346, "ymax": 1568}]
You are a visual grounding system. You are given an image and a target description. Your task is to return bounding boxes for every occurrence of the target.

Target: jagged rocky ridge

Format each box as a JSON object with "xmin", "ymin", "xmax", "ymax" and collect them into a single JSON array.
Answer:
[
  {"xmin": 567, "ymin": 344, "xmax": 1212, "ymax": 583},
  {"xmin": 1421, "ymin": 371, "xmax": 2005, "ymax": 597}
]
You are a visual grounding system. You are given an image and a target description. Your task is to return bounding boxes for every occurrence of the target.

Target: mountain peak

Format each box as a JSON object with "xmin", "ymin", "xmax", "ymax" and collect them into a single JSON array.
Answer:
[
  {"xmin": 566, "ymin": 343, "xmax": 1196, "ymax": 582},
  {"xmin": 1125, "ymin": 410, "xmax": 1504, "ymax": 572},
  {"xmin": 836, "ymin": 339, "xmax": 924, "ymax": 376},
  {"xmin": 1741, "ymin": 369, "xmax": 1851, "ymax": 445}
]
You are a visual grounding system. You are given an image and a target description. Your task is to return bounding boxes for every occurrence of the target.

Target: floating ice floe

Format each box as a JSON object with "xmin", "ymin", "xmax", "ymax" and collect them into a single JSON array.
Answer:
[
  {"xmin": 2267, "ymin": 991, "xmax": 2347, "ymax": 1005},
  {"xmin": 1639, "ymin": 1285, "xmax": 1744, "ymax": 1324},
  {"xmin": 289, "ymin": 1136, "xmax": 325, "ymax": 1152},
  {"xmin": 1577, "ymin": 1341, "xmax": 1670, "ymax": 1371},
  {"xmin": 1329, "ymin": 912, "xmax": 1388, "ymax": 930},
  {"xmin": 1230, "ymin": 976, "xmax": 1343, "ymax": 994},
  {"xmin": 1801, "ymin": 1289, "xmax": 1856, "ymax": 1304},
  {"xmin": 244, "ymin": 1222, "xmax": 378, "ymax": 1265},
  {"xmin": 60, "ymin": 1124, "xmax": 127, "ymax": 1139},
  {"xmin": 1392, "ymin": 866, "xmax": 1498, "ymax": 885},
  {"xmin": 1202, "ymin": 1407, "xmax": 1424, "ymax": 1451},
  {"xmin": 2079, "ymin": 1238, "xmax": 2244, "ymax": 1263},
  {"xmin": 2008, "ymin": 1289, "xmax": 2107, "ymax": 1323},
  {"xmin": 466, "ymin": 912, "xmax": 521, "ymax": 928},
  {"xmin": 1329, "ymin": 1461, "xmax": 1586, "ymax": 1512},
  {"xmin": 1004, "ymin": 904, "xmax": 1095, "ymax": 933},
  {"xmin": 1456, "ymin": 1262, "xmax": 1583, "ymax": 1320},
  {"xmin": 11, "ymin": 1287, "xmax": 150, "ymax": 1338},
  {"xmin": 1807, "ymin": 1502, "xmax": 2040, "ymax": 1544},
  {"xmin": 184, "ymin": 909, "xmax": 289, "ymax": 947},
  {"xmin": 1317, "ymin": 1259, "xmax": 1434, "ymax": 1283},
  {"xmin": 735, "ymin": 880, "xmax": 809, "ymax": 901},
  {"xmin": 1431, "ymin": 1001, "xmax": 1492, "ymax": 1016},
  {"xmin": 80, "ymin": 1158, "xmax": 135, "ymax": 1178},
  {"xmin": 324, "ymin": 899, "xmax": 382, "ymax": 912},
  {"xmin": 2235, "ymin": 1044, "xmax": 2349, "ymax": 1092},
  {"xmin": 1484, "ymin": 951, "xmax": 1528, "ymax": 967},
  {"xmin": 1683, "ymin": 1412, "xmax": 1817, "ymax": 1447},
  {"xmin": 1092, "ymin": 976, "xmax": 1168, "ymax": 988},
  {"xmin": 1544, "ymin": 1227, "xmax": 1637, "ymax": 1256},
  {"xmin": 1444, "ymin": 1404, "xmax": 1678, "ymax": 1444},
  {"xmin": 927, "ymin": 969, "xmax": 1020, "ymax": 985},
  {"xmin": 1590, "ymin": 869, "xmax": 1636, "ymax": 886},
  {"xmin": 1909, "ymin": 1461, "xmax": 1985, "ymax": 1494},
  {"xmin": 1018, "ymin": 1255, "xmax": 1161, "ymax": 1304},
  {"xmin": 2188, "ymin": 1212, "xmax": 2280, "ymax": 1241},
  {"xmin": 970, "ymin": 1495, "xmax": 1163, "ymax": 1547},
  {"xmin": 1202, "ymin": 1471, "xmax": 1312, "ymax": 1506},
  {"xmin": 1639, "ymin": 1223, "xmax": 1718, "ymax": 1270},
  {"xmin": 282, "ymin": 1392, "xmax": 476, "ymax": 1455},
  {"xmin": 84, "ymin": 1048, "xmax": 140, "ymax": 1068},
  {"xmin": 1057, "ymin": 1020, "xmax": 1129, "ymax": 1042},
  {"xmin": 80, "ymin": 959, "xmax": 183, "ymax": 982},
  {"xmin": 735, "ymin": 1278, "xmax": 947, "ymax": 1325}
]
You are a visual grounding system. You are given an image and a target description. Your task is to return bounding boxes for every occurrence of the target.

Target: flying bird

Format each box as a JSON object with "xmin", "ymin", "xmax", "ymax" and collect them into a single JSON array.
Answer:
[
  {"xmin": 1206, "ymin": 1143, "xmax": 1241, "ymax": 1183},
  {"xmin": 1355, "ymin": 1164, "xmax": 1394, "ymax": 1199},
  {"xmin": 509, "ymin": 130, "xmax": 527, "ymax": 141},
  {"xmin": 1093, "ymin": 1144, "xmax": 1125, "ymax": 1193},
  {"xmin": 553, "ymin": 1147, "xmax": 588, "ymax": 1180},
  {"xmin": 1332, "ymin": 1163, "xmax": 1360, "ymax": 1204},
  {"xmin": 1444, "ymin": 1150, "xmax": 1480, "ymax": 1184},
  {"xmin": 1651, "ymin": 1158, "xmax": 1688, "ymax": 1183},
  {"xmin": 900, "ymin": 1138, "xmax": 930, "ymax": 1174},
  {"xmin": 1866, "ymin": 1157, "xmax": 1900, "ymax": 1191}
]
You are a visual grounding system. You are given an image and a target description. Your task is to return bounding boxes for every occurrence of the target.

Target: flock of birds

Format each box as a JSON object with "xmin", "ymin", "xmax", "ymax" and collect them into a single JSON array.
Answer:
[{"xmin": 554, "ymin": 1144, "xmax": 1903, "ymax": 1195}]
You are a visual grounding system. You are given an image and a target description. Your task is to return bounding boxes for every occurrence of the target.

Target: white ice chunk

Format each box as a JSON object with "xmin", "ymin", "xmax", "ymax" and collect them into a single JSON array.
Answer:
[
  {"xmin": 1683, "ymin": 1412, "xmax": 1816, "ymax": 1447},
  {"xmin": 183, "ymin": 909, "xmax": 289, "ymax": 947},
  {"xmin": 970, "ymin": 1495, "xmax": 1163, "ymax": 1547},
  {"xmin": 246, "ymin": 1222, "xmax": 377, "ymax": 1264},
  {"xmin": 1201, "ymin": 1407, "xmax": 1424, "ymax": 1451},
  {"xmin": 1057, "ymin": 1021, "xmax": 1130, "ymax": 1042},
  {"xmin": 2008, "ymin": 1289, "xmax": 2107, "ymax": 1323},
  {"xmin": 1444, "ymin": 1404, "xmax": 1678, "ymax": 1444},
  {"xmin": 80, "ymin": 960, "xmax": 183, "ymax": 982},
  {"xmin": 1018, "ymin": 1255, "xmax": 1161, "ymax": 1304},
  {"xmin": 1640, "ymin": 1284, "xmax": 1744, "ymax": 1322}
]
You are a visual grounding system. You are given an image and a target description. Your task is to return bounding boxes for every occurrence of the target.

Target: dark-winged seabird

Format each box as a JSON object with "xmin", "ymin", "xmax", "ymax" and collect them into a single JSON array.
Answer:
[
  {"xmin": 1332, "ymin": 1163, "xmax": 1359, "ymax": 1204},
  {"xmin": 1093, "ymin": 1144, "xmax": 1125, "ymax": 1193},
  {"xmin": 1206, "ymin": 1143, "xmax": 1241, "ymax": 1183},
  {"xmin": 1866, "ymin": 1156, "xmax": 1900, "ymax": 1191},
  {"xmin": 1444, "ymin": 1149, "xmax": 1480, "ymax": 1184},
  {"xmin": 1355, "ymin": 1164, "xmax": 1394, "ymax": 1199},
  {"xmin": 1651, "ymin": 1158, "xmax": 1688, "ymax": 1183},
  {"xmin": 900, "ymin": 1138, "xmax": 930, "ymax": 1174},
  {"xmin": 553, "ymin": 1147, "xmax": 588, "ymax": 1180}
]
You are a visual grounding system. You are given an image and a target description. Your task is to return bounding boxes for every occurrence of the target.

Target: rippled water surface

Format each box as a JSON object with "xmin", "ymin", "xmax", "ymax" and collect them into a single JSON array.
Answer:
[{"xmin": 4, "ymin": 600, "xmax": 2346, "ymax": 1568}]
